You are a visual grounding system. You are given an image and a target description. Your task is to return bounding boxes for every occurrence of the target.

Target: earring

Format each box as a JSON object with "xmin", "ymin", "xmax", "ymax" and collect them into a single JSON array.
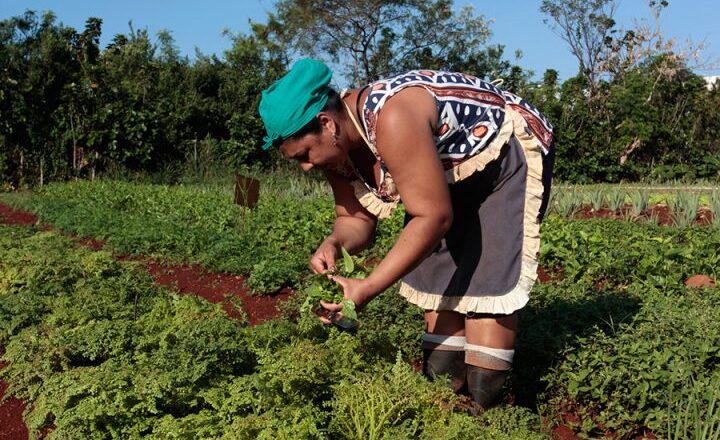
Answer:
[{"xmin": 332, "ymin": 133, "xmax": 339, "ymax": 148}]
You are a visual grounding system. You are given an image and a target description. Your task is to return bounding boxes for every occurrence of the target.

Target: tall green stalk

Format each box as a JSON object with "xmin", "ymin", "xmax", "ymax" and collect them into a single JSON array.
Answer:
[{"xmin": 667, "ymin": 377, "xmax": 720, "ymax": 440}]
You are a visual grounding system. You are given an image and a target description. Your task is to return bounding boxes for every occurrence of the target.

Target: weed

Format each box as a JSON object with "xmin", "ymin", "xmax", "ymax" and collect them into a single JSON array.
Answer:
[{"xmin": 667, "ymin": 377, "xmax": 720, "ymax": 440}]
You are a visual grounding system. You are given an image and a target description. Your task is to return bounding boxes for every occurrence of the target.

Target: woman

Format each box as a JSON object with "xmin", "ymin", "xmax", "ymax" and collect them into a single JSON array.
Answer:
[{"xmin": 258, "ymin": 58, "xmax": 554, "ymax": 408}]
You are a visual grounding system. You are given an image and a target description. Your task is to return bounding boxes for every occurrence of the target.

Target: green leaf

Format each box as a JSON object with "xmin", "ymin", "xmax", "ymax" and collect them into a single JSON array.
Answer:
[
  {"xmin": 341, "ymin": 247, "xmax": 354, "ymax": 274},
  {"xmin": 341, "ymin": 299, "xmax": 357, "ymax": 321}
]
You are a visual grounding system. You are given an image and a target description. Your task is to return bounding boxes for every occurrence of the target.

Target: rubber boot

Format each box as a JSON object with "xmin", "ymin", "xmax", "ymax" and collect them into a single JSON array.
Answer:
[
  {"xmin": 466, "ymin": 364, "xmax": 508, "ymax": 408},
  {"xmin": 423, "ymin": 349, "xmax": 466, "ymax": 393}
]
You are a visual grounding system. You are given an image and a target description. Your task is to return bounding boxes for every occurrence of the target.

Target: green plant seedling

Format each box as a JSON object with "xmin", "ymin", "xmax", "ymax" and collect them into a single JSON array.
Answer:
[{"xmin": 301, "ymin": 247, "xmax": 368, "ymax": 326}]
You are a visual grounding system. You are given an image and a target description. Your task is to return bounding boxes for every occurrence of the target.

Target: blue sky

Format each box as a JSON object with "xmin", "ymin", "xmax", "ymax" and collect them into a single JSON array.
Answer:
[{"xmin": 4, "ymin": 0, "xmax": 719, "ymax": 81}]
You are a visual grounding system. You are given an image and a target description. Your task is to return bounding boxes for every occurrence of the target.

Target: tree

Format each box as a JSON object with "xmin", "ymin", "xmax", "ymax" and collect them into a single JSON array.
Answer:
[
  {"xmin": 63, "ymin": 17, "xmax": 102, "ymax": 176},
  {"xmin": 540, "ymin": 0, "xmax": 617, "ymax": 99},
  {"xmin": 0, "ymin": 11, "xmax": 82, "ymax": 185},
  {"xmin": 265, "ymin": 0, "xmax": 497, "ymax": 85},
  {"xmin": 218, "ymin": 23, "xmax": 287, "ymax": 167}
]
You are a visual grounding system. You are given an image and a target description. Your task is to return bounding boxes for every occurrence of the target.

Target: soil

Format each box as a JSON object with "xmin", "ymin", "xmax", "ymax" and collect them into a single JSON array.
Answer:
[
  {"xmin": 552, "ymin": 424, "xmax": 581, "ymax": 440},
  {"xmin": 537, "ymin": 265, "xmax": 561, "ymax": 284},
  {"xmin": 685, "ymin": 274, "xmax": 717, "ymax": 288},
  {"xmin": 0, "ymin": 204, "xmax": 37, "ymax": 226},
  {"xmin": 0, "ymin": 360, "xmax": 28, "ymax": 440},
  {"xmin": 125, "ymin": 257, "xmax": 292, "ymax": 325}
]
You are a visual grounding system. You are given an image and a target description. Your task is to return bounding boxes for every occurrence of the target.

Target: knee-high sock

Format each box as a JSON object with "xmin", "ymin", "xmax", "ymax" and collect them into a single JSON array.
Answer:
[
  {"xmin": 422, "ymin": 334, "xmax": 466, "ymax": 392},
  {"xmin": 464, "ymin": 343, "xmax": 514, "ymax": 408}
]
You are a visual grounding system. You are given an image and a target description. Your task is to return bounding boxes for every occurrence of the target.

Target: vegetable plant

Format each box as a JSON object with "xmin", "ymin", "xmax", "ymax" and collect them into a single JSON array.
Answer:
[{"xmin": 301, "ymin": 248, "xmax": 367, "ymax": 324}]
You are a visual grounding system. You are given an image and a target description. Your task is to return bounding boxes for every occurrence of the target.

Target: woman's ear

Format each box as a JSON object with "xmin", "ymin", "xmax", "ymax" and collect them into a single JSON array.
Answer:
[{"xmin": 317, "ymin": 112, "xmax": 338, "ymax": 138}]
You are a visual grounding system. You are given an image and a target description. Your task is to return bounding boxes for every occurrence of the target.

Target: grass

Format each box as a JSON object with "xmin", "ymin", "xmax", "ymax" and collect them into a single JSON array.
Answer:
[{"xmin": 667, "ymin": 377, "xmax": 720, "ymax": 440}]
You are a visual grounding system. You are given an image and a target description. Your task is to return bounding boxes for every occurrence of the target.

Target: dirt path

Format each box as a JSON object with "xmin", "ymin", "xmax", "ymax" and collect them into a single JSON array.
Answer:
[
  {"xmin": 0, "ymin": 202, "xmax": 292, "ymax": 440},
  {"xmin": 0, "ymin": 359, "xmax": 27, "ymax": 440}
]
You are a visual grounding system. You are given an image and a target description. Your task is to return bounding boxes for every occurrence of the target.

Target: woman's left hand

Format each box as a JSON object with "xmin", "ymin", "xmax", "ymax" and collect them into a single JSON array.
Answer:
[{"xmin": 318, "ymin": 275, "xmax": 373, "ymax": 325}]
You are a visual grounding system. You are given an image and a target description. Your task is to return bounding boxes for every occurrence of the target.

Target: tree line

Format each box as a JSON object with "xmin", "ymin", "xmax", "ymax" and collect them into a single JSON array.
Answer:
[{"xmin": 1, "ymin": 0, "xmax": 718, "ymax": 186}]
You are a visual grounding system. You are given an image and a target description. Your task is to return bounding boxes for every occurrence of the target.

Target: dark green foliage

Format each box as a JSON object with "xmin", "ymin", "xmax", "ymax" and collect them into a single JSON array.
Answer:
[
  {"xmin": 0, "ymin": 10, "xmax": 284, "ymax": 186},
  {"xmin": 543, "ymin": 286, "xmax": 720, "ymax": 437},
  {"xmin": 2, "ymin": 5, "xmax": 719, "ymax": 184},
  {"xmin": 523, "ymin": 58, "xmax": 720, "ymax": 183},
  {"xmin": 539, "ymin": 215, "xmax": 720, "ymax": 287}
]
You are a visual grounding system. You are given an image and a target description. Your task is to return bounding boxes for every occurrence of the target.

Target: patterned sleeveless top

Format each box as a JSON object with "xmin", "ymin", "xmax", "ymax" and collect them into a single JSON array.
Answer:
[{"xmin": 353, "ymin": 70, "xmax": 553, "ymax": 203}]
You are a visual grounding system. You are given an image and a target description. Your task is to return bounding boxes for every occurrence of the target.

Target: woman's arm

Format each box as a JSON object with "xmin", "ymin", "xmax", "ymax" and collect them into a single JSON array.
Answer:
[
  {"xmin": 310, "ymin": 169, "xmax": 378, "ymax": 273},
  {"xmin": 332, "ymin": 86, "xmax": 452, "ymax": 307}
]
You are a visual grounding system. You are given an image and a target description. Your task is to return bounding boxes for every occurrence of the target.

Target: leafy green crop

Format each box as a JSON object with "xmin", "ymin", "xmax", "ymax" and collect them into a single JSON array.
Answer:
[
  {"xmin": 301, "ymin": 248, "xmax": 367, "ymax": 323},
  {"xmin": 2, "ymin": 224, "xmax": 543, "ymax": 439},
  {"xmin": 4, "ymin": 179, "xmax": 720, "ymax": 439},
  {"xmin": 0, "ymin": 180, "xmax": 405, "ymax": 295}
]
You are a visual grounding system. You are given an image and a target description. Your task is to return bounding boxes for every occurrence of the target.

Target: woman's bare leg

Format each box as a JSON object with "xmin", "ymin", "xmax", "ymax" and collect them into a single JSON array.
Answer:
[
  {"xmin": 464, "ymin": 312, "xmax": 517, "ymax": 349},
  {"xmin": 425, "ymin": 310, "xmax": 465, "ymax": 336}
]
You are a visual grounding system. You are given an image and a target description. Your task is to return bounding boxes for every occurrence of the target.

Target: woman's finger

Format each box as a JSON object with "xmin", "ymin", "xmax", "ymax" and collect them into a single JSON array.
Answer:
[
  {"xmin": 310, "ymin": 256, "xmax": 330, "ymax": 273},
  {"xmin": 311, "ymin": 254, "xmax": 337, "ymax": 274},
  {"xmin": 319, "ymin": 311, "xmax": 344, "ymax": 325},
  {"xmin": 319, "ymin": 300, "xmax": 343, "ymax": 312},
  {"xmin": 310, "ymin": 258, "xmax": 324, "ymax": 274},
  {"xmin": 328, "ymin": 274, "xmax": 350, "ymax": 293}
]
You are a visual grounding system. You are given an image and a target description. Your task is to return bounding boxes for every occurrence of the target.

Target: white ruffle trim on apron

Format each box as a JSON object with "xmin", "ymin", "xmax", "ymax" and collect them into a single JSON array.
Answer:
[{"xmin": 398, "ymin": 108, "xmax": 545, "ymax": 315}]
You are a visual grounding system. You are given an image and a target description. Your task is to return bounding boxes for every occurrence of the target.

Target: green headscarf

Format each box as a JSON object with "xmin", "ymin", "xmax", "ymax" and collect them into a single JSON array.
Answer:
[{"xmin": 259, "ymin": 58, "xmax": 333, "ymax": 150}]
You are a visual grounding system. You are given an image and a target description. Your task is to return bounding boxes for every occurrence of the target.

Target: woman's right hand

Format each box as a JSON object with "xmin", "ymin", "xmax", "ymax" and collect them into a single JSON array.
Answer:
[{"xmin": 310, "ymin": 237, "xmax": 341, "ymax": 273}]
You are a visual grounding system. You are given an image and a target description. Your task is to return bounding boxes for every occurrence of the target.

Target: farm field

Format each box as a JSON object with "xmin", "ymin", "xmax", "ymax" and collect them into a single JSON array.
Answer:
[{"xmin": 1, "ymin": 178, "xmax": 720, "ymax": 439}]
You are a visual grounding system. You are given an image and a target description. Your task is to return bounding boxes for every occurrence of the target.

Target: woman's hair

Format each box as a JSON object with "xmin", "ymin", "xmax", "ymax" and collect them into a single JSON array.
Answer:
[{"xmin": 290, "ymin": 88, "xmax": 342, "ymax": 139}]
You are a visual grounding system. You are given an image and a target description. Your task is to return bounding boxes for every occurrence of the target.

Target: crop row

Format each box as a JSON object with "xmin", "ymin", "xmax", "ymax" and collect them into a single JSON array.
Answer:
[
  {"xmin": 0, "ymin": 177, "xmax": 404, "ymax": 294},
  {"xmin": 549, "ymin": 185, "xmax": 720, "ymax": 227}
]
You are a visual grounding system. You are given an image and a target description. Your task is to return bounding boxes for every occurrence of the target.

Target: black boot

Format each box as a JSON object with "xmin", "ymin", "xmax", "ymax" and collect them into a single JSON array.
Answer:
[
  {"xmin": 423, "ymin": 349, "xmax": 466, "ymax": 392},
  {"xmin": 466, "ymin": 364, "xmax": 508, "ymax": 408}
]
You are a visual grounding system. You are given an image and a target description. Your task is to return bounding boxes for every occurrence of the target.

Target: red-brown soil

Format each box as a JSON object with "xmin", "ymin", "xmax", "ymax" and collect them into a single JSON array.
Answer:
[
  {"xmin": 0, "ymin": 204, "xmax": 37, "ymax": 226},
  {"xmin": 0, "ymin": 359, "xmax": 28, "ymax": 440},
  {"xmin": 552, "ymin": 424, "xmax": 581, "ymax": 440},
  {"xmin": 685, "ymin": 274, "xmax": 717, "ymax": 288},
  {"xmin": 122, "ymin": 257, "xmax": 292, "ymax": 325},
  {"xmin": 537, "ymin": 265, "xmax": 562, "ymax": 284}
]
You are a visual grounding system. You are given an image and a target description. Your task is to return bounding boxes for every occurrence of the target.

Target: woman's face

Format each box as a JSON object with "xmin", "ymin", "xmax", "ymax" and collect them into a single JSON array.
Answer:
[{"xmin": 279, "ymin": 116, "xmax": 347, "ymax": 173}]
